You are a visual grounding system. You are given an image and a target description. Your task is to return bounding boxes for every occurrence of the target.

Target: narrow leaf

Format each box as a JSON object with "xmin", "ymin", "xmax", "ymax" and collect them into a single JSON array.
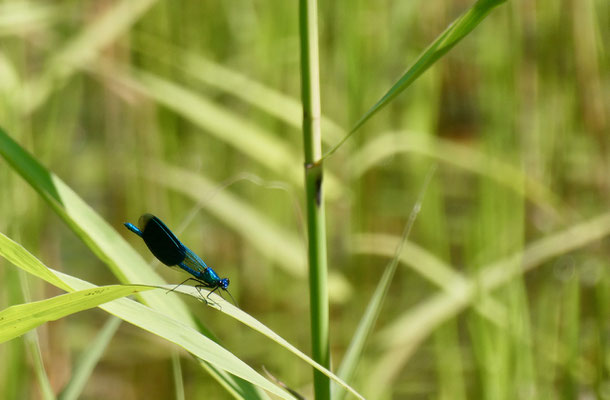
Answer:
[
  {"xmin": 170, "ymin": 286, "xmax": 365, "ymax": 400},
  {"xmin": 147, "ymin": 162, "xmax": 352, "ymax": 300},
  {"xmin": 365, "ymin": 212, "xmax": 610, "ymax": 395},
  {"xmin": 0, "ymin": 285, "xmax": 152, "ymax": 343},
  {"xmin": 58, "ymin": 317, "xmax": 122, "ymax": 400},
  {"xmin": 324, "ymin": 0, "xmax": 507, "ymax": 158},
  {"xmin": 349, "ymin": 132, "xmax": 563, "ymax": 220},
  {"xmin": 333, "ymin": 167, "xmax": 434, "ymax": 400},
  {"xmin": 20, "ymin": 0, "xmax": 157, "ymax": 114},
  {"xmin": 0, "ymin": 231, "xmax": 293, "ymax": 399},
  {"xmin": 132, "ymin": 32, "xmax": 345, "ymax": 144},
  {"xmin": 0, "ymin": 126, "xmax": 266, "ymax": 398}
]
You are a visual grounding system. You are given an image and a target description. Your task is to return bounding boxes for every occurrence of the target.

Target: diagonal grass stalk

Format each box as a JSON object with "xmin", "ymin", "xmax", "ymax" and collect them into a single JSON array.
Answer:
[{"xmin": 320, "ymin": 0, "xmax": 507, "ymax": 160}]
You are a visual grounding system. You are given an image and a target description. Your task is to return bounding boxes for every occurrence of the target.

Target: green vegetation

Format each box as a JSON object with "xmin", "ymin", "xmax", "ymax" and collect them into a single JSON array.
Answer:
[{"xmin": 0, "ymin": 0, "xmax": 608, "ymax": 399}]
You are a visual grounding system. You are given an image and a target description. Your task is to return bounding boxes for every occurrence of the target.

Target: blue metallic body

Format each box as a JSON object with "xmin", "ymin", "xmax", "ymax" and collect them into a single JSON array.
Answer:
[{"xmin": 124, "ymin": 214, "xmax": 230, "ymax": 301}]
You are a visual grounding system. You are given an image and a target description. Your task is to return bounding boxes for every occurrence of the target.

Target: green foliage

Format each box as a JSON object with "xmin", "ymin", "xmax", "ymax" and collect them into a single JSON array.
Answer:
[
  {"xmin": 1, "ymin": 0, "xmax": 608, "ymax": 399},
  {"xmin": 0, "ymin": 225, "xmax": 359, "ymax": 398}
]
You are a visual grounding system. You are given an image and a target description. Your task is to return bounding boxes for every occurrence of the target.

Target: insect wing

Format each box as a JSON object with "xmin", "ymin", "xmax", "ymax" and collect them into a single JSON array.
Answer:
[
  {"xmin": 182, "ymin": 246, "xmax": 210, "ymax": 275},
  {"xmin": 139, "ymin": 214, "xmax": 186, "ymax": 266}
]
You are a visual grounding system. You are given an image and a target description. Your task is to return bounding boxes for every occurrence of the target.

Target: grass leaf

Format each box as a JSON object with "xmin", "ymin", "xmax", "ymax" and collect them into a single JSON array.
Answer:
[
  {"xmin": 0, "ymin": 126, "xmax": 269, "ymax": 398},
  {"xmin": 148, "ymin": 162, "xmax": 352, "ymax": 300},
  {"xmin": 323, "ymin": 0, "xmax": 507, "ymax": 158},
  {"xmin": 58, "ymin": 317, "xmax": 122, "ymax": 400},
  {"xmin": 0, "ymin": 126, "xmax": 191, "ymax": 319},
  {"xmin": 0, "ymin": 230, "xmax": 294, "ymax": 399},
  {"xmin": 349, "ymin": 132, "xmax": 564, "ymax": 220},
  {"xmin": 20, "ymin": 0, "xmax": 157, "ymax": 114},
  {"xmin": 131, "ymin": 32, "xmax": 345, "ymax": 144},
  {"xmin": 169, "ymin": 286, "xmax": 365, "ymax": 400},
  {"xmin": 0, "ymin": 284, "xmax": 152, "ymax": 344},
  {"xmin": 364, "ymin": 212, "xmax": 610, "ymax": 396}
]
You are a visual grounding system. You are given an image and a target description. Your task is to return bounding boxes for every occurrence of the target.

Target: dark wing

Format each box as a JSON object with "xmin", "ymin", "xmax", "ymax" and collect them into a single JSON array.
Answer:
[{"xmin": 139, "ymin": 214, "xmax": 186, "ymax": 266}]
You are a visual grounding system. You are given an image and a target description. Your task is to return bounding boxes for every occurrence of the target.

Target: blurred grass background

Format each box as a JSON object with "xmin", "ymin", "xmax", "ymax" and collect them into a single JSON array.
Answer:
[{"xmin": 0, "ymin": 0, "xmax": 609, "ymax": 399}]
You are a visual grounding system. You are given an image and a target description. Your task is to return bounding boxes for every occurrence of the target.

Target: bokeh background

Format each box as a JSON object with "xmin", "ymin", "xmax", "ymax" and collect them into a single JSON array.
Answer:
[{"xmin": 0, "ymin": 0, "xmax": 609, "ymax": 399}]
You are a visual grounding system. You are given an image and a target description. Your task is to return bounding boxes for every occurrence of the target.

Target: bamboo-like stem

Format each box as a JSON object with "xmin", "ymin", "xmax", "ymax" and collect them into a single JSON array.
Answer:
[{"xmin": 298, "ymin": 0, "xmax": 330, "ymax": 399}]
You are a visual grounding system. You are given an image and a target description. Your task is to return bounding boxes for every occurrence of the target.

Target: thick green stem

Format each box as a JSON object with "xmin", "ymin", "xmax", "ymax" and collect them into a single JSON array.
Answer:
[{"xmin": 299, "ymin": 0, "xmax": 330, "ymax": 399}]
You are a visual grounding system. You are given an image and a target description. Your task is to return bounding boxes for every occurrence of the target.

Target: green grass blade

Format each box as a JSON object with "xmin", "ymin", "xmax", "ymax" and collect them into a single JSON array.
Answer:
[
  {"xmin": 365, "ymin": 212, "xmax": 610, "ymax": 396},
  {"xmin": 0, "ymin": 127, "xmax": 266, "ymax": 398},
  {"xmin": 15, "ymin": 282, "xmax": 290, "ymax": 399},
  {"xmin": 24, "ymin": 329, "xmax": 55, "ymax": 400},
  {"xmin": 0, "ymin": 230, "xmax": 294, "ymax": 399},
  {"xmin": 56, "ymin": 274, "xmax": 295, "ymax": 400},
  {"xmin": 147, "ymin": 162, "xmax": 351, "ymax": 300},
  {"xmin": 0, "ymin": 1, "xmax": 58, "ymax": 37},
  {"xmin": 19, "ymin": 0, "xmax": 157, "ymax": 114},
  {"xmin": 58, "ymin": 317, "xmax": 122, "ymax": 400},
  {"xmin": 349, "ymin": 132, "xmax": 564, "ymax": 220},
  {"xmin": 0, "ymin": 229, "xmax": 358, "ymax": 399},
  {"xmin": 323, "ymin": 0, "xmax": 507, "ymax": 159},
  {"xmin": 95, "ymin": 66, "xmax": 303, "ymax": 186},
  {"xmin": 352, "ymin": 233, "xmax": 506, "ymax": 325},
  {"xmin": 131, "ymin": 33, "xmax": 345, "ymax": 144},
  {"xmin": 169, "ymin": 287, "xmax": 364, "ymax": 400},
  {"xmin": 0, "ymin": 285, "xmax": 152, "ymax": 344},
  {"xmin": 171, "ymin": 351, "xmax": 185, "ymax": 400},
  {"xmin": 0, "ymin": 126, "xmax": 190, "ymax": 319},
  {"xmin": 333, "ymin": 168, "xmax": 434, "ymax": 400}
]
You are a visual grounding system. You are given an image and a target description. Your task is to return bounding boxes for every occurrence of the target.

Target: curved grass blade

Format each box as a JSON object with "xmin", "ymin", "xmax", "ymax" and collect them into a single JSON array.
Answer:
[
  {"xmin": 0, "ymin": 126, "xmax": 190, "ymax": 319},
  {"xmin": 0, "ymin": 285, "xmax": 153, "ymax": 344},
  {"xmin": 0, "ymin": 1, "xmax": 58, "ymax": 37},
  {"xmin": 131, "ymin": 32, "xmax": 345, "ymax": 144},
  {"xmin": 323, "ymin": 0, "xmax": 507, "ymax": 159},
  {"xmin": 56, "ymin": 277, "xmax": 295, "ymax": 399},
  {"xmin": 3, "ymin": 282, "xmax": 291, "ymax": 399},
  {"xmin": 352, "ymin": 233, "xmax": 506, "ymax": 325},
  {"xmin": 349, "ymin": 132, "xmax": 564, "ymax": 220},
  {"xmin": 19, "ymin": 0, "xmax": 157, "ymax": 114},
  {"xmin": 0, "ymin": 224, "xmax": 359, "ymax": 398},
  {"xmin": 169, "ymin": 284, "xmax": 365, "ymax": 400},
  {"xmin": 89, "ymin": 65, "xmax": 345, "ymax": 199},
  {"xmin": 364, "ymin": 212, "xmax": 610, "ymax": 397},
  {"xmin": 147, "ymin": 162, "xmax": 352, "ymax": 300},
  {"xmin": 0, "ymin": 127, "xmax": 267, "ymax": 398},
  {"xmin": 332, "ymin": 167, "xmax": 434, "ymax": 400},
  {"xmin": 0, "ymin": 231, "xmax": 294, "ymax": 399},
  {"xmin": 58, "ymin": 317, "xmax": 122, "ymax": 400}
]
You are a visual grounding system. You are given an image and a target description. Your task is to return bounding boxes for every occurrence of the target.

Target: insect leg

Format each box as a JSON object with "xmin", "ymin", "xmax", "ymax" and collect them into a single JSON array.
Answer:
[
  {"xmin": 194, "ymin": 284, "xmax": 220, "ymax": 308},
  {"xmin": 166, "ymin": 277, "xmax": 203, "ymax": 294}
]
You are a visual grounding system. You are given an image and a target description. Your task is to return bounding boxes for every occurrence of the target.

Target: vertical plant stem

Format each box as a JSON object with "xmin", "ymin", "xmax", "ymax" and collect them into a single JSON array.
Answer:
[{"xmin": 298, "ymin": 0, "xmax": 330, "ymax": 399}]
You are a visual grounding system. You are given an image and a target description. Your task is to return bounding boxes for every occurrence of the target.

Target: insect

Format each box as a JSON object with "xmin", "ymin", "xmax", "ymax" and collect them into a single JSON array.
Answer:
[{"xmin": 124, "ymin": 214, "xmax": 233, "ymax": 305}]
